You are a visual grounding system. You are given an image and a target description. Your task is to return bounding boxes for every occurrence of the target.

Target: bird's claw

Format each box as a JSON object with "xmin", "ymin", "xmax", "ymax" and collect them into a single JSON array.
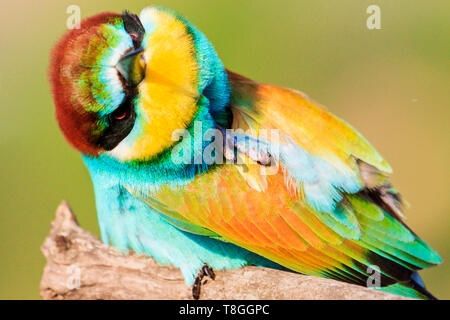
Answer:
[{"xmin": 192, "ymin": 263, "xmax": 215, "ymax": 300}]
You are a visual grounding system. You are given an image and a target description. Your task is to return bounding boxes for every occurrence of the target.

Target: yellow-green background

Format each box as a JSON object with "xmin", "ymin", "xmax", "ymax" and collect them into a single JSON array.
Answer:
[{"xmin": 0, "ymin": 0, "xmax": 448, "ymax": 299}]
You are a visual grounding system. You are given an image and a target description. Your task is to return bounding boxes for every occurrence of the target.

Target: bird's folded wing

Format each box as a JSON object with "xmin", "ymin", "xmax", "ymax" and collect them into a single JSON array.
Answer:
[
  {"xmin": 129, "ymin": 71, "xmax": 441, "ymax": 286},
  {"xmin": 130, "ymin": 163, "xmax": 440, "ymax": 286},
  {"xmin": 227, "ymin": 71, "xmax": 394, "ymax": 212}
]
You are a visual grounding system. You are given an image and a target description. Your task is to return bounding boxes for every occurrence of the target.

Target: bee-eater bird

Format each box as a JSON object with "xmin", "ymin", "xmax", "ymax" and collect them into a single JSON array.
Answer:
[{"xmin": 49, "ymin": 6, "xmax": 441, "ymax": 299}]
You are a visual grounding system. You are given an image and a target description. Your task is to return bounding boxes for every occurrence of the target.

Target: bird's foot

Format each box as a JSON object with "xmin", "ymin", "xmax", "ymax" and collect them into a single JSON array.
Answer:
[{"xmin": 192, "ymin": 263, "xmax": 216, "ymax": 300}]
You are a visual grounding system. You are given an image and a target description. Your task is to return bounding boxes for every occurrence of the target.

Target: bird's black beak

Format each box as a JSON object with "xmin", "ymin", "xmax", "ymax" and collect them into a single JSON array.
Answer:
[{"xmin": 116, "ymin": 48, "xmax": 145, "ymax": 86}]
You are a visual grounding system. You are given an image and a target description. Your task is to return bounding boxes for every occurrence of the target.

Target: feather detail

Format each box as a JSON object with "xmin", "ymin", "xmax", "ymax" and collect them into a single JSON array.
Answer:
[{"xmin": 126, "ymin": 71, "xmax": 441, "ymax": 297}]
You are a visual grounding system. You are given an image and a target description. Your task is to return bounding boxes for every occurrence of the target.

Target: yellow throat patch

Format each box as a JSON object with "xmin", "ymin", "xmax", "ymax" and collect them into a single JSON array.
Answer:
[{"xmin": 119, "ymin": 8, "xmax": 200, "ymax": 161}]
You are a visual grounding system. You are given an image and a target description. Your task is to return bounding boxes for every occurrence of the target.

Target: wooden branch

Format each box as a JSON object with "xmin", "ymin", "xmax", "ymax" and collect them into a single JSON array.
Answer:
[{"xmin": 40, "ymin": 201, "xmax": 410, "ymax": 300}]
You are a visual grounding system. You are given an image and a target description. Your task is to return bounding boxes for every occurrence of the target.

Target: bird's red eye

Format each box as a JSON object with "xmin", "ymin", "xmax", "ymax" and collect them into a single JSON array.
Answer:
[
  {"xmin": 113, "ymin": 111, "xmax": 127, "ymax": 120},
  {"xmin": 130, "ymin": 33, "xmax": 137, "ymax": 40}
]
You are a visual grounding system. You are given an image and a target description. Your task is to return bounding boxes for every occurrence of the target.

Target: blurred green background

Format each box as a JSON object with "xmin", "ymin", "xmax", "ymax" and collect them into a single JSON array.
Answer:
[{"xmin": 0, "ymin": 0, "xmax": 448, "ymax": 299}]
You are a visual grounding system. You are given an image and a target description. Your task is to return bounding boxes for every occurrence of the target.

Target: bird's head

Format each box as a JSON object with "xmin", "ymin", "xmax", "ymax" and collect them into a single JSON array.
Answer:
[{"xmin": 50, "ymin": 7, "xmax": 230, "ymax": 162}]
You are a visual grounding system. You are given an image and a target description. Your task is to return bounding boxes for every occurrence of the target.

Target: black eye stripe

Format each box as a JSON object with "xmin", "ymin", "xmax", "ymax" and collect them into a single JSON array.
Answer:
[
  {"xmin": 121, "ymin": 11, "xmax": 145, "ymax": 48},
  {"xmin": 97, "ymin": 96, "xmax": 137, "ymax": 151}
]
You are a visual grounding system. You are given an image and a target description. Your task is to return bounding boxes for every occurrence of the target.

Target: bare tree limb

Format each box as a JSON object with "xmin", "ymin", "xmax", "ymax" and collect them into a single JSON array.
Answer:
[{"xmin": 40, "ymin": 201, "xmax": 410, "ymax": 300}]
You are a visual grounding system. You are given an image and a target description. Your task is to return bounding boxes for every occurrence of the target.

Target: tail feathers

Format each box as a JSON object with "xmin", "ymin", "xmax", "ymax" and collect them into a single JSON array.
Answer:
[
  {"xmin": 411, "ymin": 271, "xmax": 425, "ymax": 288},
  {"xmin": 409, "ymin": 272, "xmax": 438, "ymax": 300},
  {"xmin": 379, "ymin": 272, "xmax": 437, "ymax": 300}
]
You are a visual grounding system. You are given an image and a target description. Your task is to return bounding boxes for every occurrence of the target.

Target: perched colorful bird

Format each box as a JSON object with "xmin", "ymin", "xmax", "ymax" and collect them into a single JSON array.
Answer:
[{"xmin": 49, "ymin": 6, "xmax": 441, "ymax": 299}]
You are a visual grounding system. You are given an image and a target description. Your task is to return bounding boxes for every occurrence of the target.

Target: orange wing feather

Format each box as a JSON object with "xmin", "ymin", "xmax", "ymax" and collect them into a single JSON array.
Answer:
[{"xmin": 132, "ymin": 72, "xmax": 441, "ymax": 287}]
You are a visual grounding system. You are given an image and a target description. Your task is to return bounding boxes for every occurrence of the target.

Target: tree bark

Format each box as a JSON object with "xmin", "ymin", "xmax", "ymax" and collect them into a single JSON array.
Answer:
[{"xmin": 40, "ymin": 201, "xmax": 410, "ymax": 300}]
